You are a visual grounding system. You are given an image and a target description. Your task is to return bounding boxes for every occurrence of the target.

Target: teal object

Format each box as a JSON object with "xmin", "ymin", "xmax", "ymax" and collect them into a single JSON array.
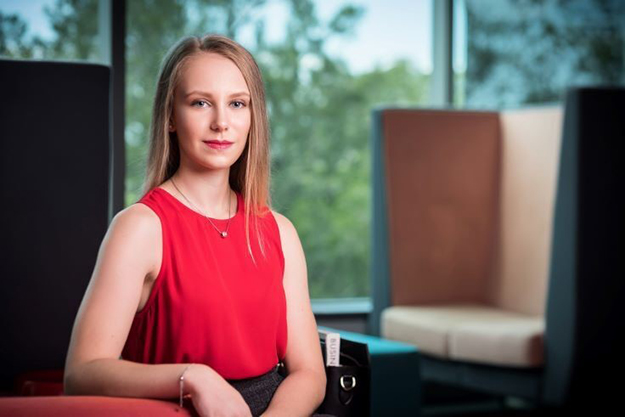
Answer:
[
  {"xmin": 319, "ymin": 326, "xmax": 421, "ymax": 417},
  {"xmin": 369, "ymin": 108, "xmax": 392, "ymax": 338}
]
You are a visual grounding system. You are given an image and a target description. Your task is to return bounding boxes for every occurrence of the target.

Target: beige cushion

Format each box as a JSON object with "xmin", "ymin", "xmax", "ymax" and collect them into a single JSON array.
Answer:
[
  {"xmin": 487, "ymin": 107, "xmax": 563, "ymax": 316},
  {"xmin": 381, "ymin": 304, "xmax": 544, "ymax": 368}
]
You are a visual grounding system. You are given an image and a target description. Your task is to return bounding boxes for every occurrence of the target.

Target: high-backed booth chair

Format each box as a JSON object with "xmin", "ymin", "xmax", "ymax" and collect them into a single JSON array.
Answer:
[
  {"xmin": 369, "ymin": 87, "xmax": 625, "ymax": 412},
  {"xmin": 0, "ymin": 59, "xmax": 189, "ymax": 415}
]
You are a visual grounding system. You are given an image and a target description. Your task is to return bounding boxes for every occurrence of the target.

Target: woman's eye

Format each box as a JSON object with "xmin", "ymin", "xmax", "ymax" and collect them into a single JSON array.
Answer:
[{"xmin": 191, "ymin": 100, "xmax": 246, "ymax": 108}]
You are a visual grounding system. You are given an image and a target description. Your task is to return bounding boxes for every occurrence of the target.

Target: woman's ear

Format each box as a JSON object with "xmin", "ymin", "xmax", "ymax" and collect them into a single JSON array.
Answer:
[{"xmin": 168, "ymin": 120, "xmax": 176, "ymax": 132}]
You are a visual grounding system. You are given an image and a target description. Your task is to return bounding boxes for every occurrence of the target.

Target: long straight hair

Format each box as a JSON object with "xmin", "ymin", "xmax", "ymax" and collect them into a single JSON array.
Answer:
[{"xmin": 143, "ymin": 34, "xmax": 272, "ymax": 263}]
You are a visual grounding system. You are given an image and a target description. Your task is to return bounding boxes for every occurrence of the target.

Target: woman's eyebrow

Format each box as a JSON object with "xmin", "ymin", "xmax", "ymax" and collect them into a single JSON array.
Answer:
[{"xmin": 185, "ymin": 90, "xmax": 250, "ymax": 98}]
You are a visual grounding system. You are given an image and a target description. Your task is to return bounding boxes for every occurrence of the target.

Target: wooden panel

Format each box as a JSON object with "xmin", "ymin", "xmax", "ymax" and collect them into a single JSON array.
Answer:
[{"xmin": 382, "ymin": 110, "xmax": 500, "ymax": 306}]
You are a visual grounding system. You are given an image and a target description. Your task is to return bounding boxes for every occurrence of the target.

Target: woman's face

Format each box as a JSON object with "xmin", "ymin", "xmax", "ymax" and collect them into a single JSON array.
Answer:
[{"xmin": 170, "ymin": 52, "xmax": 251, "ymax": 172}]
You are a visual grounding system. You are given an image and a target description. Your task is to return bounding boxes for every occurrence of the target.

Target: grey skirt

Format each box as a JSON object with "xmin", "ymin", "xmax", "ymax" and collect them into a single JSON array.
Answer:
[{"xmin": 227, "ymin": 363, "xmax": 335, "ymax": 417}]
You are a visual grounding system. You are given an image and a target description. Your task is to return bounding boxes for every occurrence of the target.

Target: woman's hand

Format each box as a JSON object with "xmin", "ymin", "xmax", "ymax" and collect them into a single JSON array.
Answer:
[{"xmin": 185, "ymin": 364, "xmax": 252, "ymax": 417}]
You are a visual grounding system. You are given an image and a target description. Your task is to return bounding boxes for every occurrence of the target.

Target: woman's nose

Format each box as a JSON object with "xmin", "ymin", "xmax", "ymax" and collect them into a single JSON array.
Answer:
[{"xmin": 210, "ymin": 107, "xmax": 228, "ymax": 131}]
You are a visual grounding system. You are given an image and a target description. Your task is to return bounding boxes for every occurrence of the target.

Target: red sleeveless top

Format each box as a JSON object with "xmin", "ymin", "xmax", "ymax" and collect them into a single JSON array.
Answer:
[{"xmin": 121, "ymin": 187, "xmax": 288, "ymax": 380}]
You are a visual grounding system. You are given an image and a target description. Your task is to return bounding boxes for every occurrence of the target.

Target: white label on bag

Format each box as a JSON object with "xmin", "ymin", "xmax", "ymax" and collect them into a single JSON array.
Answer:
[{"xmin": 325, "ymin": 333, "xmax": 341, "ymax": 367}]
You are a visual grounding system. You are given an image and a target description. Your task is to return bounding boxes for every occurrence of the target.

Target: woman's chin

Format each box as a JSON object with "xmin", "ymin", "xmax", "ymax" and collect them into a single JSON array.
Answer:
[
  {"xmin": 199, "ymin": 158, "xmax": 239, "ymax": 172},
  {"xmin": 182, "ymin": 149, "xmax": 245, "ymax": 172}
]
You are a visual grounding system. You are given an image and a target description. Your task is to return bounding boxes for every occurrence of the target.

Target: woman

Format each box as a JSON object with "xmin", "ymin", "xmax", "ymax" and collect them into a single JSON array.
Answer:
[{"xmin": 64, "ymin": 34, "xmax": 330, "ymax": 417}]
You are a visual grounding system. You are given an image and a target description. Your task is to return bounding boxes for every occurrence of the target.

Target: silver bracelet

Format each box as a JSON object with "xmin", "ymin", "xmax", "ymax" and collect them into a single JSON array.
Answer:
[{"xmin": 179, "ymin": 364, "xmax": 193, "ymax": 408}]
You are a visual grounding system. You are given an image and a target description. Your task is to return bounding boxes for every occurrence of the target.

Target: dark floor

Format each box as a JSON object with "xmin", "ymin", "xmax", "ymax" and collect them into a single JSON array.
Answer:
[
  {"xmin": 420, "ymin": 382, "xmax": 568, "ymax": 417},
  {"xmin": 422, "ymin": 403, "xmax": 553, "ymax": 417}
]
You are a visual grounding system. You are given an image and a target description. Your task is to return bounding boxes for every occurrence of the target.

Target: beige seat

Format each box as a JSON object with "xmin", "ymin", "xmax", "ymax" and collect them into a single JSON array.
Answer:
[
  {"xmin": 382, "ymin": 304, "xmax": 544, "ymax": 367},
  {"xmin": 369, "ymin": 88, "xmax": 625, "ymax": 411},
  {"xmin": 375, "ymin": 107, "xmax": 562, "ymax": 368},
  {"xmin": 369, "ymin": 105, "xmax": 564, "ymax": 403}
]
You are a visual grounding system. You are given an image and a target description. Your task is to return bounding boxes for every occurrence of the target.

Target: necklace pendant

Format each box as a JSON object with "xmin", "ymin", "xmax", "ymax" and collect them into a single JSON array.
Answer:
[{"xmin": 220, "ymin": 231, "xmax": 228, "ymax": 238}]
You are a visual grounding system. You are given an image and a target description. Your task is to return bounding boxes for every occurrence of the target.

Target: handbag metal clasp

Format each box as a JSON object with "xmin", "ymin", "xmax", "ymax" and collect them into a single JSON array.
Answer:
[{"xmin": 340, "ymin": 375, "xmax": 357, "ymax": 391}]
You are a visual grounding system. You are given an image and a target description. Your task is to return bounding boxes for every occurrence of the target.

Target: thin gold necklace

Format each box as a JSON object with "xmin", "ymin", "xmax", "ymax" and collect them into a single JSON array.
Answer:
[{"xmin": 170, "ymin": 178, "xmax": 233, "ymax": 238}]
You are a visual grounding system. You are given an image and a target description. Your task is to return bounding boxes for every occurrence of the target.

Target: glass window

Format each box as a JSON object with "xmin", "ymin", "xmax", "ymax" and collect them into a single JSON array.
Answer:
[
  {"xmin": 2, "ymin": 0, "xmax": 433, "ymax": 301},
  {"xmin": 127, "ymin": 0, "xmax": 433, "ymax": 300},
  {"xmin": 124, "ymin": 0, "xmax": 435, "ymax": 300},
  {"xmin": 454, "ymin": 0, "xmax": 625, "ymax": 108},
  {"xmin": 0, "ymin": 0, "xmax": 101, "ymax": 62}
]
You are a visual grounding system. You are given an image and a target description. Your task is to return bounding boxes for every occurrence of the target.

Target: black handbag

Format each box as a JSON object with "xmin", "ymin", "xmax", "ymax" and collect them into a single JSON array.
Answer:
[{"xmin": 314, "ymin": 334, "xmax": 371, "ymax": 417}]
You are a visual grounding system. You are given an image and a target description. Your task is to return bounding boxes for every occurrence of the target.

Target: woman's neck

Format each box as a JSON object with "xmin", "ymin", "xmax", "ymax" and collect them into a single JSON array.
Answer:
[{"xmin": 167, "ymin": 167, "xmax": 235, "ymax": 219}]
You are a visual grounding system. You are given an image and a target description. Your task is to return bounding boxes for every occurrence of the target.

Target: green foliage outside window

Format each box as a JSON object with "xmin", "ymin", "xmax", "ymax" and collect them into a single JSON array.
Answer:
[
  {"xmin": 463, "ymin": 0, "xmax": 625, "ymax": 107},
  {"xmin": 0, "ymin": 0, "xmax": 429, "ymax": 299}
]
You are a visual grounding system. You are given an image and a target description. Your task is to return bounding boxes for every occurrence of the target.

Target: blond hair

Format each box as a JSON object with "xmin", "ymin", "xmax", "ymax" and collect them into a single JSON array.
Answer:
[{"xmin": 143, "ymin": 34, "xmax": 272, "ymax": 263}]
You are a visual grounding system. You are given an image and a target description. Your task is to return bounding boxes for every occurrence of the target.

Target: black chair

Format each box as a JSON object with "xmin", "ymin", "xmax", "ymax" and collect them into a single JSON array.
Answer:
[
  {"xmin": 543, "ymin": 87, "xmax": 625, "ymax": 411},
  {"xmin": 0, "ymin": 59, "xmax": 110, "ymax": 395}
]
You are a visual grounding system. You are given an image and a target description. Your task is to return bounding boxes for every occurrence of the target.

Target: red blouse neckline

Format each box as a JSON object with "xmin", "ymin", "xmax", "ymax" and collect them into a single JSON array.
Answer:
[{"xmin": 153, "ymin": 186, "xmax": 242, "ymax": 222}]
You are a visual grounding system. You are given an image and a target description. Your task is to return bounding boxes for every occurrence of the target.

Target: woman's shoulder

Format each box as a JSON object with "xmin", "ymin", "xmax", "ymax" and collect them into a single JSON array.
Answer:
[
  {"xmin": 269, "ymin": 209, "xmax": 289, "ymax": 226},
  {"xmin": 269, "ymin": 209, "xmax": 300, "ymax": 245},
  {"xmin": 110, "ymin": 200, "xmax": 162, "ymax": 242},
  {"xmin": 120, "ymin": 200, "xmax": 160, "ymax": 221},
  {"xmin": 95, "ymin": 201, "xmax": 162, "ymax": 282}
]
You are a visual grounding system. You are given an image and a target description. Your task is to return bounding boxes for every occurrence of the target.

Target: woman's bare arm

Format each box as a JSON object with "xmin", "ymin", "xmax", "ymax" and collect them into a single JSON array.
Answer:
[
  {"xmin": 63, "ymin": 204, "xmax": 216, "ymax": 399},
  {"xmin": 262, "ymin": 211, "xmax": 326, "ymax": 417}
]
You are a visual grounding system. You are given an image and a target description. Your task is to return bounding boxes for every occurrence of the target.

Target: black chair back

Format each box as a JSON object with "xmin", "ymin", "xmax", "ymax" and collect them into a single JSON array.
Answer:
[{"xmin": 0, "ymin": 59, "xmax": 110, "ymax": 393}]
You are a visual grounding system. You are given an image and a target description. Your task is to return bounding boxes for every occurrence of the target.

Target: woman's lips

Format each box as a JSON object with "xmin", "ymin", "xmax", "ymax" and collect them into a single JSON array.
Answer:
[{"xmin": 203, "ymin": 140, "xmax": 233, "ymax": 150}]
